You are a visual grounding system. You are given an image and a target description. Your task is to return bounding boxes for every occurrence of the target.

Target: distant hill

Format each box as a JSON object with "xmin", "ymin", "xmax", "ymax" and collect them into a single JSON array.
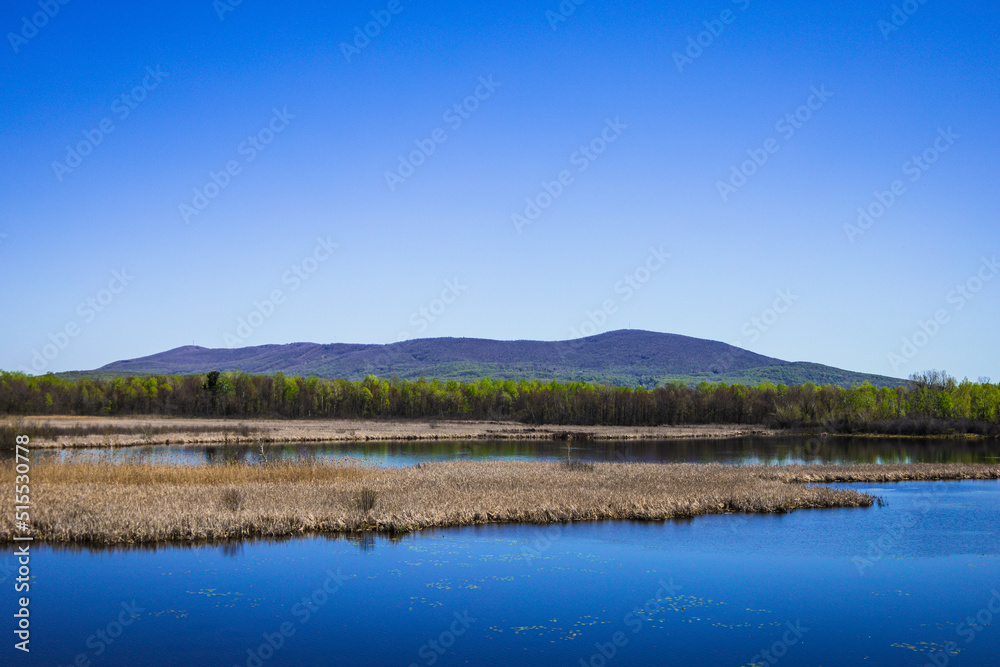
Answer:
[{"xmin": 85, "ymin": 330, "xmax": 903, "ymax": 388}]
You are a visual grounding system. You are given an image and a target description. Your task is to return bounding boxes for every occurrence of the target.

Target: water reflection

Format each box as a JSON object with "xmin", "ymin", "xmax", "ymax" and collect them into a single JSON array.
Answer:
[
  {"xmin": 350, "ymin": 532, "xmax": 375, "ymax": 553},
  {"xmin": 41, "ymin": 532, "xmax": 399, "ymax": 556},
  {"xmin": 220, "ymin": 541, "xmax": 243, "ymax": 559},
  {"xmin": 16, "ymin": 434, "xmax": 1000, "ymax": 467}
]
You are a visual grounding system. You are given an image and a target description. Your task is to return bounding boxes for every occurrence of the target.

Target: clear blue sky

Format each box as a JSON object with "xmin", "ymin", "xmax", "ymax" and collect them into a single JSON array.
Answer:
[{"xmin": 1, "ymin": 0, "xmax": 998, "ymax": 381}]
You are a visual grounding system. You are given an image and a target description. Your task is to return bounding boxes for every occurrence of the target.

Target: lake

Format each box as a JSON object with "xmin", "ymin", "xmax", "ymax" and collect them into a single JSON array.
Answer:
[
  {"xmin": 3, "ymin": 438, "xmax": 999, "ymax": 666},
  {"xmin": 22, "ymin": 434, "xmax": 1000, "ymax": 467}
]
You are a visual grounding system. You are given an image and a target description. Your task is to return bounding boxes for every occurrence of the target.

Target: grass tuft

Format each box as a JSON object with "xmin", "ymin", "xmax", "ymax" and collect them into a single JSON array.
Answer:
[
  {"xmin": 354, "ymin": 487, "xmax": 378, "ymax": 513},
  {"xmin": 219, "ymin": 488, "xmax": 244, "ymax": 512}
]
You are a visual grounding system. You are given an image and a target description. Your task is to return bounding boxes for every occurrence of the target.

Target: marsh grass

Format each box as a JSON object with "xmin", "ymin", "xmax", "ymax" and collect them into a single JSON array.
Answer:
[
  {"xmin": 219, "ymin": 488, "xmax": 244, "ymax": 512},
  {"xmin": 0, "ymin": 419, "xmax": 268, "ymax": 448},
  {"xmin": 0, "ymin": 417, "xmax": 47, "ymax": 448},
  {"xmin": 26, "ymin": 455, "xmax": 369, "ymax": 486},
  {"xmin": 2, "ymin": 460, "xmax": 996, "ymax": 545},
  {"xmin": 354, "ymin": 487, "xmax": 378, "ymax": 513}
]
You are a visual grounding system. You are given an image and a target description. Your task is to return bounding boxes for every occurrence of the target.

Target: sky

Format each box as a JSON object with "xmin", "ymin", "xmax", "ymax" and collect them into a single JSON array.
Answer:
[{"xmin": 1, "ymin": 0, "xmax": 998, "ymax": 382}]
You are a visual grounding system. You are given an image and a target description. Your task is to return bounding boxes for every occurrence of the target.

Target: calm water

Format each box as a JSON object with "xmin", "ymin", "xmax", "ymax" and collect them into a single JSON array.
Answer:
[
  {"xmin": 24, "ymin": 435, "xmax": 1000, "ymax": 467},
  {"xmin": 3, "ymin": 439, "xmax": 999, "ymax": 665},
  {"xmin": 3, "ymin": 480, "xmax": 998, "ymax": 665}
]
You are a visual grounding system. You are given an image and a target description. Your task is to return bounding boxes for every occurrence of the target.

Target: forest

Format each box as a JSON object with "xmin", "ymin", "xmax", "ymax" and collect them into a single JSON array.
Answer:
[{"xmin": 1, "ymin": 369, "xmax": 998, "ymax": 435}]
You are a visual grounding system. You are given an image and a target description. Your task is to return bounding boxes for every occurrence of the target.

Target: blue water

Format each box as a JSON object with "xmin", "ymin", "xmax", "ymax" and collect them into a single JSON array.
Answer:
[
  {"xmin": 27, "ymin": 435, "xmax": 1000, "ymax": 467},
  {"xmin": 4, "ymin": 480, "xmax": 998, "ymax": 666}
]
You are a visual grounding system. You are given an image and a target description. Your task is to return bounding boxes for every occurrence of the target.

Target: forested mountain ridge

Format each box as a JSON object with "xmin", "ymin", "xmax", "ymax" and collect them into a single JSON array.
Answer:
[{"xmin": 87, "ymin": 330, "xmax": 902, "ymax": 388}]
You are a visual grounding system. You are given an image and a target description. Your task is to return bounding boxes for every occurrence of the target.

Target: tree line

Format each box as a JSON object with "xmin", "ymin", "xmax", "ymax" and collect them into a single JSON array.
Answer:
[{"xmin": 1, "ymin": 370, "xmax": 998, "ymax": 435}]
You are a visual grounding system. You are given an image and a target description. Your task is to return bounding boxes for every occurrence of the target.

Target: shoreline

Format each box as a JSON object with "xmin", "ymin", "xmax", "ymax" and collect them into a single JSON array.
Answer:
[
  {"xmin": 6, "ymin": 415, "xmax": 782, "ymax": 448},
  {"xmin": 1, "ymin": 460, "xmax": 997, "ymax": 545},
  {"xmin": 4, "ymin": 415, "xmax": 997, "ymax": 450}
]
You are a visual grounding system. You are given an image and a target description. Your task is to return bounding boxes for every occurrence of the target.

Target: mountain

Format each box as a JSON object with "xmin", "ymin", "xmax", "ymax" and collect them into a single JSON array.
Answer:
[{"xmin": 87, "ymin": 330, "xmax": 903, "ymax": 388}]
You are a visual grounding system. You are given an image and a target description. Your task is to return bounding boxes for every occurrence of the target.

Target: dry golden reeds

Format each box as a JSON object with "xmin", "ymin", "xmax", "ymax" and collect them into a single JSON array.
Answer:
[
  {"xmin": 1, "ymin": 460, "xmax": 996, "ymax": 545},
  {"xmin": 219, "ymin": 488, "xmax": 244, "ymax": 513},
  {"xmin": 353, "ymin": 487, "xmax": 378, "ymax": 513}
]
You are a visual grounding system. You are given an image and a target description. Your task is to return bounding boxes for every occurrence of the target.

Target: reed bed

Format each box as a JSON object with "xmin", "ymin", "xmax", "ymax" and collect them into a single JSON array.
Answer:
[
  {"xmin": 0, "ymin": 416, "xmax": 269, "ymax": 448},
  {"xmin": 5, "ymin": 415, "xmax": 774, "ymax": 448},
  {"xmin": 763, "ymin": 462, "xmax": 1000, "ymax": 484},
  {"xmin": 25, "ymin": 457, "xmax": 369, "ymax": 486},
  {"xmin": 1, "ymin": 461, "xmax": 997, "ymax": 545}
]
